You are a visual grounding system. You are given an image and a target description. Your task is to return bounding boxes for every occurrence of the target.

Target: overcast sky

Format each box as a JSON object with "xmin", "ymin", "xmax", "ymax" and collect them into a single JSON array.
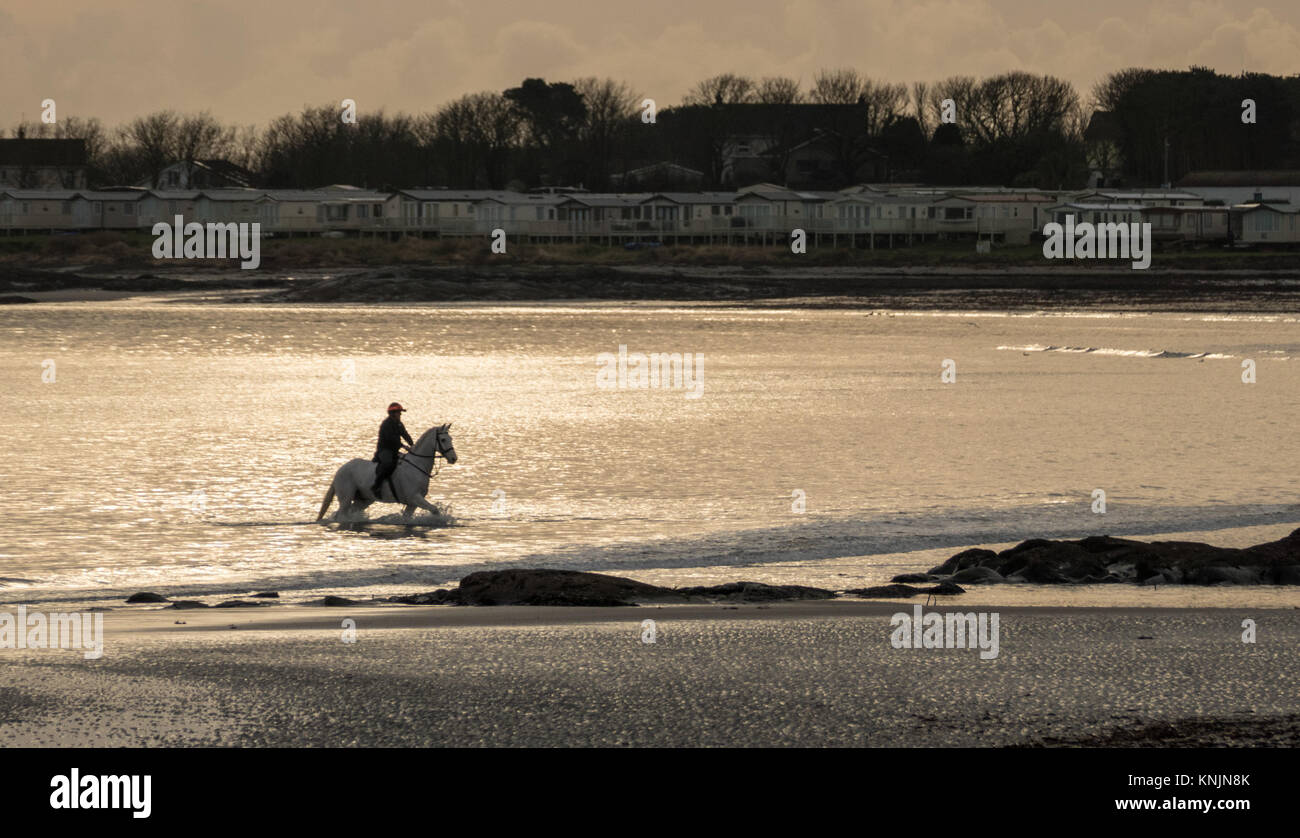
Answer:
[{"xmin": 2, "ymin": 0, "xmax": 1297, "ymax": 128}]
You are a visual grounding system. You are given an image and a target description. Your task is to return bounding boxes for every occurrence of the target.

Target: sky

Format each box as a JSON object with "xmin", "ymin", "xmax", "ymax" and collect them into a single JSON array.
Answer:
[{"xmin": 1, "ymin": 0, "xmax": 1298, "ymax": 129}]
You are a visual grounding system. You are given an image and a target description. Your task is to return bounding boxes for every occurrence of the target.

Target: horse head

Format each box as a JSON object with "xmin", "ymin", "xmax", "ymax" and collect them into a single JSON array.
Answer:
[{"xmin": 435, "ymin": 422, "xmax": 458, "ymax": 464}]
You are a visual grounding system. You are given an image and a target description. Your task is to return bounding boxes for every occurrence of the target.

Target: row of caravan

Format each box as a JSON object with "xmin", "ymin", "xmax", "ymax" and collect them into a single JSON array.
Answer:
[{"xmin": 1, "ymin": 184, "xmax": 1297, "ymax": 246}]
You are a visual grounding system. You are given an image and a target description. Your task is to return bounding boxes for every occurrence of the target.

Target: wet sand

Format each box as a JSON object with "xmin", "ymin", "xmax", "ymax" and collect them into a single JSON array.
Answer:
[{"xmin": 2, "ymin": 601, "xmax": 1296, "ymax": 747}]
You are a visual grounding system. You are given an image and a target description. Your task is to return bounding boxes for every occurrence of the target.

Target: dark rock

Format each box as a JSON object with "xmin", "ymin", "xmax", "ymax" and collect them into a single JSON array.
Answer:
[
  {"xmin": 125, "ymin": 592, "xmax": 168, "ymax": 603},
  {"xmin": 1186, "ymin": 566, "xmax": 1263, "ymax": 586},
  {"xmin": 675, "ymin": 581, "xmax": 835, "ymax": 602},
  {"xmin": 213, "ymin": 599, "xmax": 269, "ymax": 608},
  {"xmin": 0, "ymin": 295, "xmax": 38, "ymax": 305},
  {"xmin": 846, "ymin": 581, "xmax": 966, "ymax": 598},
  {"xmin": 251, "ymin": 591, "xmax": 279, "ymax": 599},
  {"xmin": 949, "ymin": 566, "xmax": 1005, "ymax": 584},
  {"xmin": 168, "ymin": 601, "xmax": 210, "ymax": 609},
  {"xmin": 927, "ymin": 548, "xmax": 997, "ymax": 576},
  {"xmin": 890, "ymin": 573, "xmax": 933, "ymax": 583},
  {"xmin": 321, "ymin": 595, "xmax": 360, "ymax": 606},
  {"xmin": 388, "ymin": 589, "xmax": 460, "ymax": 605},
  {"xmin": 845, "ymin": 584, "xmax": 924, "ymax": 598},
  {"xmin": 931, "ymin": 527, "xmax": 1300, "ymax": 587},
  {"xmin": 455, "ymin": 569, "xmax": 680, "ymax": 606},
  {"xmin": 1272, "ymin": 565, "xmax": 1300, "ymax": 585}
]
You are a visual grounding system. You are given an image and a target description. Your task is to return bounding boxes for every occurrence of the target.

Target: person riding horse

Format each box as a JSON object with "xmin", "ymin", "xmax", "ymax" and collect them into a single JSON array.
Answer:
[{"xmin": 371, "ymin": 402, "xmax": 413, "ymax": 498}]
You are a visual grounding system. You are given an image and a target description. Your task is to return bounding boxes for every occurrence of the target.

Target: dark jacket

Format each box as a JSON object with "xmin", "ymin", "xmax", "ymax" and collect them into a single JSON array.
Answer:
[{"xmin": 376, "ymin": 415, "xmax": 413, "ymax": 456}]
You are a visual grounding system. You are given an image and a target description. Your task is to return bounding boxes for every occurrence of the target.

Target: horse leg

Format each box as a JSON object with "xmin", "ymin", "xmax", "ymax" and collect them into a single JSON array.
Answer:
[{"xmin": 410, "ymin": 494, "xmax": 442, "ymax": 517}]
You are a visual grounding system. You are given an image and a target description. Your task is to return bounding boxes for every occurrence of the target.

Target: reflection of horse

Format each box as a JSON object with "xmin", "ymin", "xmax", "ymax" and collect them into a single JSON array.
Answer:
[{"xmin": 317, "ymin": 424, "xmax": 458, "ymax": 522}]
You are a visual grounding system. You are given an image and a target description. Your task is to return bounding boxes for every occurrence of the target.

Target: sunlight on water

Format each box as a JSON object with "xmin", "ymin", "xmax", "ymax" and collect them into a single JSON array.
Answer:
[{"xmin": 2, "ymin": 300, "xmax": 1298, "ymax": 605}]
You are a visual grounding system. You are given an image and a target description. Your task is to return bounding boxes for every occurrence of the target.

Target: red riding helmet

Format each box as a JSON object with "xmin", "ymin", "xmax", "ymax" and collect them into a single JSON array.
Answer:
[{"xmin": 387, "ymin": 402, "xmax": 405, "ymax": 413}]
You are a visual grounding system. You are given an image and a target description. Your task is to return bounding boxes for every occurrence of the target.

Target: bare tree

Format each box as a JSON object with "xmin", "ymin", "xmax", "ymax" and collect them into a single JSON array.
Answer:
[
  {"xmin": 176, "ymin": 112, "xmax": 235, "ymax": 186},
  {"xmin": 911, "ymin": 81, "xmax": 931, "ymax": 138},
  {"xmin": 683, "ymin": 73, "xmax": 756, "ymax": 106},
  {"xmin": 755, "ymin": 76, "xmax": 802, "ymax": 105},
  {"xmin": 119, "ymin": 111, "xmax": 180, "ymax": 188},
  {"xmin": 574, "ymin": 77, "xmax": 640, "ymax": 189},
  {"xmin": 810, "ymin": 68, "xmax": 865, "ymax": 104},
  {"xmin": 811, "ymin": 69, "xmax": 906, "ymax": 133}
]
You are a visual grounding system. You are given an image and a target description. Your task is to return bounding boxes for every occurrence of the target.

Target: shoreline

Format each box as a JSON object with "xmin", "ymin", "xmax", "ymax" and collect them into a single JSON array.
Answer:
[{"xmin": 3, "ymin": 263, "xmax": 1300, "ymax": 310}]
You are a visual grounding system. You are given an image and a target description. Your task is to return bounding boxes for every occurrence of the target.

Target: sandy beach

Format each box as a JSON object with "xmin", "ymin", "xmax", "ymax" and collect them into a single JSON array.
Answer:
[{"xmin": 2, "ymin": 601, "xmax": 1296, "ymax": 747}]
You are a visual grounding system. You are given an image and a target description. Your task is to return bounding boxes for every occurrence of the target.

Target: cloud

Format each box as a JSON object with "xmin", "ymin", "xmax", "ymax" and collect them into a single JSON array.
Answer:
[{"xmin": 2, "ymin": 0, "xmax": 1299, "ymax": 127}]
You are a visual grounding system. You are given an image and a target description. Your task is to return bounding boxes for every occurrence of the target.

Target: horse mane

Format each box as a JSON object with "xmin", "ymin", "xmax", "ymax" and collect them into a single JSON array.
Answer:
[{"xmin": 411, "ymin": 424, "xmax": 449, "ymax": 450}]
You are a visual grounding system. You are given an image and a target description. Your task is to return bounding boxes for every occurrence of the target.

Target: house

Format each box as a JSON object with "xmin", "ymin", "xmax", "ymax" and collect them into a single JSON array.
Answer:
[
  {"xmin": 1178, "ymin": 171, "xmax": 1300, "ymax": 208},
  {"xmin": 193, "ymin": 189, "xmax": 268, "ymax": 226},
  {"xmin": 137, "ymin": 191, "xmax": 202, "ymax": 229},
  {"xmin": 1072, "ymin": 189, "xmax": 1203, "ymax": 207},
  {"xmin": 0, "ymin": 189, "xmax": 86, "ymax": 230},
  {"xmin": 732, "ymin": 184, "xmax": 837, "ymax": 229},
  {"xmin": 78, "ymin": 190, "xmax": 148, "ymax": 230},
  {"xmin": 1143, "ymin": 205, "xmax": 1231, "ymax": 244},
  {"xmin": 144, "ymin": 159, "xmax": 259, "ymax": 190},
  {"xmin": 555, "ymin": 194, "xmax": 651, "ymax": 234},
  {"xmin": 1044, "ymin": 202, "xmax": 1147, "ymax": 227},
  {"xmin": 0, "ymin": 139, "xmax": 88, "ymax": 189},
  {"xmin": 388, "ymin": 189, "xmax": 501, "ymax": 232},
  {"xmin": 610, "ymin": 162, "xmax": 704, "ymax": 191},
  {"xmin": 937, "ymin": 193, "xmax": 1056, "ymax": 243},
  {"xmin": 1231, "ymin": 202, "xmax": 1300, "ymax": 245}
]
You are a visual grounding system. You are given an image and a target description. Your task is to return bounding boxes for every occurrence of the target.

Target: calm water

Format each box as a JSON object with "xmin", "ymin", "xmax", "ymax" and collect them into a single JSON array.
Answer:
[{"xmin": 2, "ymin": 298, "xmax": 1299, "ymax": 607}]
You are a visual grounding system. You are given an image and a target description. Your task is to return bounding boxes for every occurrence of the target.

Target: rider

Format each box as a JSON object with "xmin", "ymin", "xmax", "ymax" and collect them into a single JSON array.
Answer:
[{"xmin": 371, "ymin": 402, "xmax": 413, "ymax": 498}]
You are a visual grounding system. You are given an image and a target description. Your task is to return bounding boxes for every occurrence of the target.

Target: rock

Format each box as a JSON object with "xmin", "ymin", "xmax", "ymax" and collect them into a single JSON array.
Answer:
[
  {"xmin": 168, "ymin": 601, "xmax": 210, "ymax": 609},
  {"xmin": 1272, "ymin": 565, "xmax": 1300, "ymax": 585},
  {"xmin": 927, "ymin": 548, "xmax": 997, "ymax": 576},
  {"xmin": 388, "ymin": 589, "xmax": 459, "ymax": 605},
  {"xmin": 125, "ymin": 592, "xmax": 168, "ymax": 603},
  {"xmin": 890, "ymin": 573, "xmax": 933, "ymax": 583},
  {"xmin": 948, "ymin": 566, "xmax": 1005, "ymax": 584},
  {"xmin": 455, "ymin": 569, "xmax": 680, "ymax": 606},
  {"xmin": 213, "ymin": 599, "xmax": 269, "ymax": 608},
  {"xmin": 675, "ymin": 581, "xmax": 835, "ymax": 602},
  {"xmin": 845, "ymin": 584, "xmax": 924, "ymax": 598},
  {"xmin": 1186, "ymin": 566, "xmax": 1263, "ymax": 586},
  {"xmin": 321, "ymin": 595, "xmax": 360, "ymax": 606},
  {"xmin": 929, "ymin": 527, "xmax": 1300, "ymax": 587},
  {"xmin": 252, "ymin": 591, "xmax": 279, "ymax": 599}
]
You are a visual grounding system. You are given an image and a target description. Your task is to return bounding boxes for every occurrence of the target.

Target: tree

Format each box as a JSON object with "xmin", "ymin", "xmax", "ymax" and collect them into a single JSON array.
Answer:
[
  {"xmin": 683, "ymin": 73, "xmax": 756, "ymax": 106},
  {"xmin": 119, "ymin": 111, "xmax": 180, "ymax": 188},
  {"xmin": 574, "ymin": 77, "xmax": 640, "ymax": 190},
  {"xmin": 756, "ymin": 77, "xmax": 802, "ymax": 105},
  {"xmin": 504, "ymin": 78, "xmax": 586, "ymax": 186},
  {"xmin": 175, "ymin": 112, "xmax": 235, "ymax": 187}
]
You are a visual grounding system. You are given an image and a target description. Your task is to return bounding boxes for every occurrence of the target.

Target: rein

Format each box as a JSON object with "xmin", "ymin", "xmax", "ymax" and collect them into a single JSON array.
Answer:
[{"xmin": 398, "ymin": 436, "xmax": 449, "ymax": 479}]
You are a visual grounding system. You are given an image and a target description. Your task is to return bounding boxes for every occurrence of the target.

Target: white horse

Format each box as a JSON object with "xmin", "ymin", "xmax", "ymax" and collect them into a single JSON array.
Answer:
[{"xmin": 317, "ymin": 424, "xmax": 458, "ymax": 522}]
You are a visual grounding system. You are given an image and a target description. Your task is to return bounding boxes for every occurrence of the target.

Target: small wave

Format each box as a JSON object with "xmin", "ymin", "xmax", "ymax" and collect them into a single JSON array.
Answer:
[{"xmin": 998, "ymin": 344, "xmax": 1239, "ymax": 360}]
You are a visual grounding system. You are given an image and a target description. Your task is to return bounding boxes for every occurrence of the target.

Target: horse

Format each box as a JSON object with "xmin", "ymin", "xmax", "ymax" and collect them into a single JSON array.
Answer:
[{"xmin": 317, "ymin": 423, "xmax": 458, "ymax": 522}]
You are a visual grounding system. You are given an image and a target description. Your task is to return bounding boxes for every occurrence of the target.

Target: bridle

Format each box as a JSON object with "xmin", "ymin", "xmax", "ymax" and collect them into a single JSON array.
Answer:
[{"xmin": 398, "ymin": 430, "xmax": 452, "ymax": 479}]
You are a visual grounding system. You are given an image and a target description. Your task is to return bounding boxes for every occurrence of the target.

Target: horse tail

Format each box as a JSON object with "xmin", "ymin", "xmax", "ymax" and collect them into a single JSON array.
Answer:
[{"xmin": 316, "ymin": 483, "xmax": 337, "ymax": 522}]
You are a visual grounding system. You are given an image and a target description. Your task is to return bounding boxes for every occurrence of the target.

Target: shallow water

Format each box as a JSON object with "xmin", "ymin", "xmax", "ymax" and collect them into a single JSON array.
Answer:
[{"xmin": 2, "ymin": 298, "xmax": 1298, "ymax": 606}]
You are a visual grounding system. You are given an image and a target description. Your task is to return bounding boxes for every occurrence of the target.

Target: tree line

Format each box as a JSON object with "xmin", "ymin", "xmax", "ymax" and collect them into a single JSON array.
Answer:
[{"xmin": 7, "ymin": 67, "xmax": 1299, "ymax": 192}]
